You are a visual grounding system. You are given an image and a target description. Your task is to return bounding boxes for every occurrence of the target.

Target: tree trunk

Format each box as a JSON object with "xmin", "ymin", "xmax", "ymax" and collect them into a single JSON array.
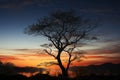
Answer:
[
  {"xmin": 58, "ymin": 61, "xmax": 69, "ymax": 80},
  {"xmin": 57, "ymin": 50, "xmax": 69, "ymax": 80},
  {"xmin": 62, "ymin": 69, "xmax": 69, "ymax": 80}
]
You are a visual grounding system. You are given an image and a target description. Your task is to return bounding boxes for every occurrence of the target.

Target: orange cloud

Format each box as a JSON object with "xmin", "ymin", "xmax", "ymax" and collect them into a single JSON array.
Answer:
[
  {"xmin": 85, "ymin": 55, "xmax": 120, "ymax": 59},
  {"xmin": 1, "ymin": 44, "xmax": 120, "ymax": 73},
  {"xmin": 0, "ymin": 53, "xmax": 56, "ymax": 67},
  {"xmin": 0, "ymin": 55, "xmax": 22, "ymax": 61}
]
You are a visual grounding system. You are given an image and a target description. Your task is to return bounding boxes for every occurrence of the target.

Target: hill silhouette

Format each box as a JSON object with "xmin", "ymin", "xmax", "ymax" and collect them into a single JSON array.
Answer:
[
  {"xmin": 70, "ymin": 62, "xmax": 120, "ymax": 76},
  {"xmin": 0, "ymin": 61, "xmax": 120, "ymax": 80}
]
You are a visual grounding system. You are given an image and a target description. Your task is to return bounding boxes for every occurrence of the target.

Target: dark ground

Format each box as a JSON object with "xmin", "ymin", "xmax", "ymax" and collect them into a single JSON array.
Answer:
[{"xmin": 0, "ymin": 74, "xmax": 120, "ymax": 80}]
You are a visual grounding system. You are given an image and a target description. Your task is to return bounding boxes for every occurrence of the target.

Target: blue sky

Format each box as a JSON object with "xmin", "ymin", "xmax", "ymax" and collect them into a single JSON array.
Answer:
[
  {"xmin": 0, "ymin": 0, "xmax": 120, "ymax": 68},
  {"xmin": 0, "ymin": 0, "xmax": 120, "ymax": 50}
]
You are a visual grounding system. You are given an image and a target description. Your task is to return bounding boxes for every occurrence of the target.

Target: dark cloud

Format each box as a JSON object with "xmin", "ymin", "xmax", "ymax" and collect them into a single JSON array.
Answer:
[
  {"xmin": 87, "ymin": 42, "xmax": 120, "ymax": 55},
  {"xmin": 104, "ymin": 42, "xmax": 120, "ymax": 54},
  {"xmin": 85, "ymin": 55, "xmax": 120, "ymax": 59},
  {"xmin": 37, "ymin": 61, "xmax": 58, "ymax": 67},
  {"xmin": 13, "ymin": 48, "xmax": 38, "ymax": 51},
  {"xmin": 0, "ymin": 0, "xmax": 53, "ymax": 8},
  {"xmin": 11, "ymin": 48, "xmax": 42, "ymax": 53},
  {"xmin": 78, "ymin": 8, "xmax": 117, "ymax": 16},
  {"xmin": 60, "ymin": 0, "xmax": 119, "ymax": 16},
  {"xmin": 108, "ymin": 43, "xmax": 120, "ymax": 54}
]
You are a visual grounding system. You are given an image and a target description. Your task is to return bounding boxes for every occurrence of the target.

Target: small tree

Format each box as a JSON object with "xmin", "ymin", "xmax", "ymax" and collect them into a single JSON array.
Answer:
[{"xmin": 25, "ymin": 10, "xmax": 97, "ymax": 79}]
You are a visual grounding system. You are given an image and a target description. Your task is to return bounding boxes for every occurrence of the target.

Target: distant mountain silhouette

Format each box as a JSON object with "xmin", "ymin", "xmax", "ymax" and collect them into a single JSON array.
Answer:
[
  {"xmin": 70, "ymin": 62, "xmax": 120, "ymax": 76},
  {"xmin": 0, "ymin": 61, "xmax": 120, "ymax": 80}
]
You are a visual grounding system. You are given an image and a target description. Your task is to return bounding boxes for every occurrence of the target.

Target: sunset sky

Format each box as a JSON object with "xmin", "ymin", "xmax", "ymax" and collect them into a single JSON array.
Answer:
[{"xmin": 0, "ymin": 0, "xmax": 120, "ymax": 71}]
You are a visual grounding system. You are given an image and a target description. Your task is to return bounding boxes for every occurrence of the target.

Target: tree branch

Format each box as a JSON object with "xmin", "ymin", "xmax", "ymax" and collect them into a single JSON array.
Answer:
[{"xmin": 44, "ymin": 48, "xmax": 56, "ymax": 59}]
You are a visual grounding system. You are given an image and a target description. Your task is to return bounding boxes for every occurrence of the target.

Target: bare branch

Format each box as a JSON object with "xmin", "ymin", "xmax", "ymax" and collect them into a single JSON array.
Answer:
[
  {"xmin": 25, "ymin": 10, "xmax": 97, "ymax": 78},
  {"xmin": 42, "ymin": 45, "xmax": 57, "ymax": 59}
]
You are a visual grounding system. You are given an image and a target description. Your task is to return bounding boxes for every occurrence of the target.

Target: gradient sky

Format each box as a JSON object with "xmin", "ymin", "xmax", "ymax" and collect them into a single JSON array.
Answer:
[{"xmin": 0, "ymin": 0, "xmax": 120, "ymax": 68}]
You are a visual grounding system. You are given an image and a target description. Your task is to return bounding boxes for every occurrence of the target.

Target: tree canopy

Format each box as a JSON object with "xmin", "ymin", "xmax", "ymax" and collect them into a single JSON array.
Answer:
[{"xmin": 25, "ymin": 10, "xmax": 97, "ymax": 79}]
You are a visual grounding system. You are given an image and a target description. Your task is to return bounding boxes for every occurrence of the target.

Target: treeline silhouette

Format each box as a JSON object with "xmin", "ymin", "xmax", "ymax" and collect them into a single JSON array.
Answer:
[
  {"xmin": 0, "ymin": 73, "xmax": 119, "ymax": 80},
  {"xmin": 0, "ymin": 61, "xmax": 120, "ymax": 80},
  {"xmin": 70, "ymin": 62, "xmax": 120, "ymax": 76}
]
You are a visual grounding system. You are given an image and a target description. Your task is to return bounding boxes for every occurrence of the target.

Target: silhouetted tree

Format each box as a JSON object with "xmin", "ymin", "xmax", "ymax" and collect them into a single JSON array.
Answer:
[{"xmin": 25, "ymin": 10, "xmax": 97, "ymax": 79}]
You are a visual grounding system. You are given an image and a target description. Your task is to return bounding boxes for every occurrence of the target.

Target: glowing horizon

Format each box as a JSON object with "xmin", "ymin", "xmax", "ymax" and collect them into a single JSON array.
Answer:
[
  {"xmin": 0, "ymin": 0, "xmax": 120, "ymax": 78},
  {"xmin": 0, "ymin": 47, "xmax": 119, "ymax": 67}
]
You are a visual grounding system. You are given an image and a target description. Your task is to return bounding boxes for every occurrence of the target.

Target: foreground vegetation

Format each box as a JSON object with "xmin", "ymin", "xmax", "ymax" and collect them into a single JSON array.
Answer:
[
  {"xmin": 0, "ymin": 73, "xmax": 120, "ymax": 80},
  {"xmin": 0, "ymin": 61, "xmax": 119, "ymax": 80}
]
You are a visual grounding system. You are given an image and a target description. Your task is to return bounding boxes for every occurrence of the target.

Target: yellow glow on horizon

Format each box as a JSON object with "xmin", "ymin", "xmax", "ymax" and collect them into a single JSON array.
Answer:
[{"xmin": 0, "ymin": 47, "xmax": 120, "ymax": 68}]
